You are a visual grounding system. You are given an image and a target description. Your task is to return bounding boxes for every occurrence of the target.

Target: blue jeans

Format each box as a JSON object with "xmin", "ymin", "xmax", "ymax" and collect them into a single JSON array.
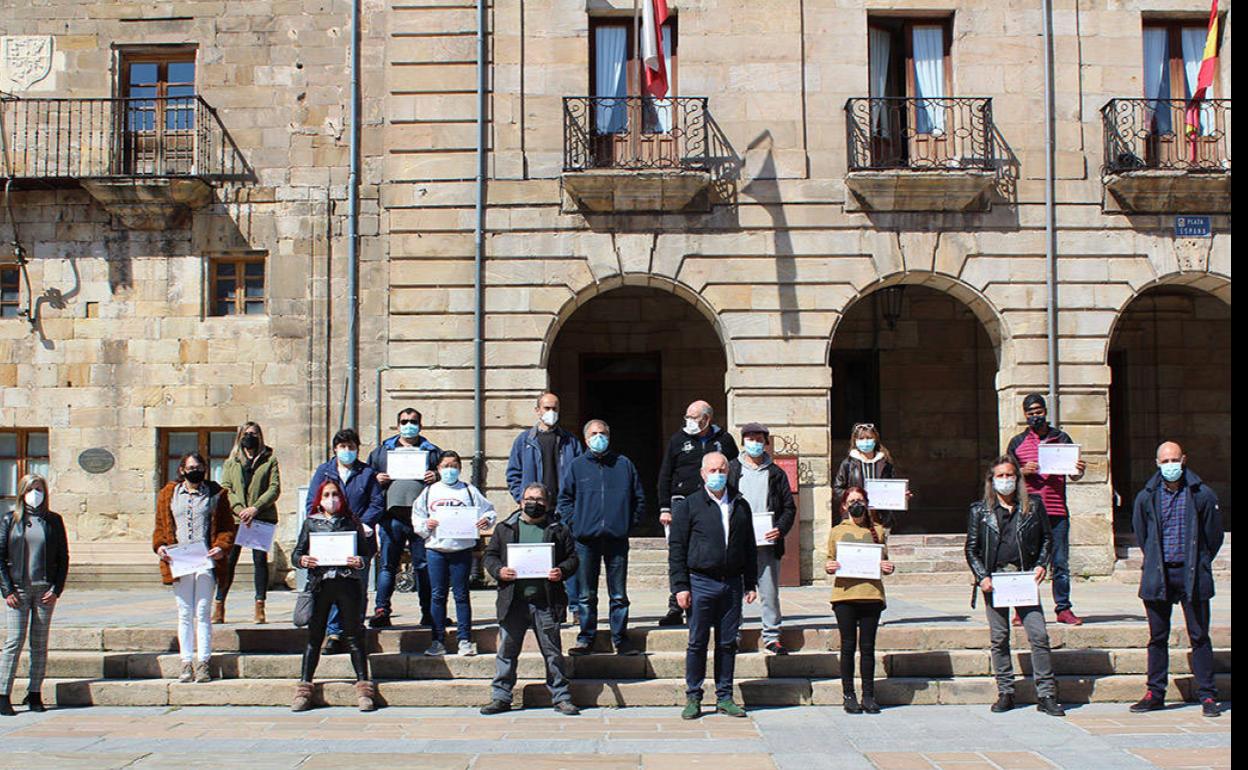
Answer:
[
  {"xmin": 1048, "ymin": 515, "xmax": 1072, "ymax": 612},
  {"xmin": 686, "ymin": 572, "xmax": 743, "ymax": 702},
  {"xmin": 575, "ymin": 537, "xmax": 630, "ymax": 649},
  {"xmin": 325, "ymin": 552, "xmax": 370, "ymax": 639},
  {"xmin": 374, "ymin": 515, "xmax": 432, "ymax": 618},
  {"xmin": 564, "ymin": 562, "xmax": 586, "ymax": 621},
  {"xmin": 428, "ymin": 548, "xmax": 474, "ymax": 644}
]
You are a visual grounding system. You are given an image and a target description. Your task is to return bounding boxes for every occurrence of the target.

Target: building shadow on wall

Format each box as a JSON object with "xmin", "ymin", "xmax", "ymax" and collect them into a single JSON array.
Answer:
[{"xmin": 741, "ymin": 130, "xmax": 801, "ymax": 339}]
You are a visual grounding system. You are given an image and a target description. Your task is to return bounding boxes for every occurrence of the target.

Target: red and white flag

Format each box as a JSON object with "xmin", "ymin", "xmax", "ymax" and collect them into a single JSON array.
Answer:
[
  {"xmin": 1184, "ymin": 0, "xmax": 1219, "ymax": 143},
  {"xmin": 640, "ymin": 0, "xmax": 670, "ymax": 98}
]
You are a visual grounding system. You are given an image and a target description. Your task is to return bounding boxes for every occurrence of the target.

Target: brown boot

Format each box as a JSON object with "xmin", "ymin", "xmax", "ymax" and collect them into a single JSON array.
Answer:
[
  {"xmin": 211, "ymin": 600, "xmax": 225, "ymax": 625},
  {"xmin": 355, "ymin": 680, "xmax": 377, "ymax": 712},
  {"xmin": 291, "ymin": 682, "xmax": 314, "ymax": 712},
  {"xmin": 254, "ymin": 600, "xmax": 267, "ymax": 624}
]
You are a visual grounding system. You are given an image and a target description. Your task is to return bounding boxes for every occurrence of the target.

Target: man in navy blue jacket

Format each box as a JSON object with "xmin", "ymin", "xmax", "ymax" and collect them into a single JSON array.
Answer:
[
  {"xmin": 1129, "ymin": 441, "xmax": 1224, "ymax": 718},
  {"xmin": 305, "ymin": 428, "xmax": 385, "ymax": 653},
  {"xmin": 557, "ymin": 419, "xmax": 647, "ymax": 656}
]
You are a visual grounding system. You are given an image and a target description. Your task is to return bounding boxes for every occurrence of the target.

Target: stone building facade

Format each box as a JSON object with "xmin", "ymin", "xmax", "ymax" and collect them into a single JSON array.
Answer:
[{"xmin": 0, "ymin": 0, "xmax": 1231, "ymax": 582}]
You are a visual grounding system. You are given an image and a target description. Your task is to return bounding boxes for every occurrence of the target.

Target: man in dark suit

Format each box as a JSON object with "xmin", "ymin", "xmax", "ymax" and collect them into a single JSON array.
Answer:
[{"xmin": 668, "ymin": 452, "xmax": 758, "ymax": 720}]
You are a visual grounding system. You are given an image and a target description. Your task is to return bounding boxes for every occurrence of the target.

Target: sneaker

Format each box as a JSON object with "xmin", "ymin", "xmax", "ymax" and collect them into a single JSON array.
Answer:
[
  {"xmin": 1036, "ymin": 696, "xmax": 1066, "ymax": 717},
  {"xmin": 425, "ymin": 640, "xmax": 447, "ymax": 657},
  {"xmin": 658, "ymin": 610, "xmax": 685, "ymax": 627},
  {"xmin": 568, "ymin": 644, "xmax": 592, "ymax": 657},
  {"xmin": 680, "ymin": 698, "xmax": 702, "ymax": 720},
  {"xmin": 553, "ymin": 700, "xmax": 581, "ymax": 716},
  {"xmin": 764, "ymin": 641, "xmax": 789, "ymax": 656},
  {"xmin": 193, "ymin": 660, "xmax": 212, "ymax": 684},
  {"xmin": 458, "ymin": 640, "xmax": 478, "ymax": 657},
  {"xmin": 843, "ymin": 693, "xmax": 862, "ymax": 714},
  {"xmin": 321, "ymin": 635, "xmax": 343, "ymax": 655},
  {"xmin": 716, "ymin": 699, "xmax": 747, "ymax": 718},
  {"xmin": 1201, "ymin": 698, "xmax": 1221, "ymax": 718},
  {"xmin": 479, "ymin": 699, "xmax": 510, "ymax": 715},
  {"xmin": 178, "ymin": 661, "xmax": 194, "ymax": 683},
  {"xmin": 1130, "ymin": 692, "xmax": 1165, "ymax": 713},
  {"xmin": 369, "ymin": 609, "xmax": 392, "ymax": 629},
  {"xmin": 991, "ymin": 693, "xmax": 1015, "ymax": 713},
  {"xmin": 861, "ymin": 694, "xmax": 881, "ymax": 714},
  {"xmin": 1055, "ymin": 609, "xmax": 1083, "ymax": 626}
]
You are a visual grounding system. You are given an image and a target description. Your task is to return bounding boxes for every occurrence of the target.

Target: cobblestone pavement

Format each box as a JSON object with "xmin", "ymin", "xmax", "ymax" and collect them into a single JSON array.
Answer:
[{"xmin": 0, "ymin": 703, "xmax": 1230, "ymax": 769}]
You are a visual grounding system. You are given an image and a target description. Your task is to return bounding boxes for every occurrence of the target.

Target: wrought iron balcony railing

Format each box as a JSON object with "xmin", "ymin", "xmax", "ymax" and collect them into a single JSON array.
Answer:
[
  {"xmin": 0, "ymin": 95, "xmax": 249, "ymax": 181},
  {"xmin": 1102, "ymin": 98, "xmax": 1231, "ymax": 174},
  {"xmin": 563, "ymin": 96, "xmax": 710, "ymax": 172},
  {"xmin": 845, "ymin": 97, "xmax": 995, "ymax": 171}
]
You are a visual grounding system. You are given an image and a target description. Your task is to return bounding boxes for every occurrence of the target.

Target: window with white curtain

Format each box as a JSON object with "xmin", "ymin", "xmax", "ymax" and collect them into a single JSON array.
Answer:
[
  {"xmin": 911, "ymin": 25, "xmax": 947, "ymax": 134},
  {"xmin": 866, "ymin": 18, "xmax": 952, "ymax": 136},
  {"xmin": 590, "ymin": 18, "xmax": 677, "ymax": 135},
  {"xmin": 1143, "ymin": 21, "xmax": 1220, "ymax": 136}
]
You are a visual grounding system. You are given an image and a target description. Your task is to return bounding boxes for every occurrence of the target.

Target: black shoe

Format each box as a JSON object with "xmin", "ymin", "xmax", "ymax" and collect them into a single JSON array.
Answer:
[
  {"xmin": 0, "ymin": 695, "xmax": 13, "ymax": 717},
  {"xmin": 1201, "ymin": 698, "xmax": 1221, "ymax": 718},
  {"xmin": 368, "ymin": 609, "xmax": 392, "ymax": 629},
  {"xmin": 615, "ymin": 642, "xmax": 643, "ymax": 657},
  {"xmin": 1036, "ymin": 696, "xmax": 1066, "ymax": 717},
  {"xmin": 861, "ymin": 694, "xmax": 881, "ymax": 714},
  {"xmin": 764, "ymin": 641, "xmax": 790, "ymax": 656},
  {"xmin": 321, "ymin": 635, "xmax": 344, "ymax": 655},
  {"xmin": 1130, "ymin": 692, "xmax": 1166, "ymax": 713},
  {"xmin": 419, "ymin": 614, "xmax": 435, "ymax": 628},
  {"xmin": 843, "ymin": 693, "xmax": 862, "ymax": 714},
  {"xmin": 21, "ymin": 693, "xmax": 45, "ymax": 713},
  {"xmin": 479, "ymin": 699, "xmax": 511, "ymax": 715},
  {"xmin": 990, "ymin": 693, "xmax": 1014, "ymax": 713},
  {"xmin": 568, "ymin": 644, "xmax": 592, "ymax": 657},
  {"xmin": 658, "ymin": 610, "xmax": 684, "ymax": 627},
  {"xmin": 553, "ymin": 700, "xmax": 581, "ymax": 716}
]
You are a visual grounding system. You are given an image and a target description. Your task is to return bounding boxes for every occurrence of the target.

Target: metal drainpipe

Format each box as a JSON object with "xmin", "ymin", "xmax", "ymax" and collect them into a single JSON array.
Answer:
[
  {"xmin": 1042, "ymin": 0, "xmax": 1060, "ymax": 424},
  {"xmin": 472, "ymin": 0, "xmax": 487, "ymax": 487},
  {"xmin": 345, "ymin": 0, "xmax": 362, "ymax": 430}
]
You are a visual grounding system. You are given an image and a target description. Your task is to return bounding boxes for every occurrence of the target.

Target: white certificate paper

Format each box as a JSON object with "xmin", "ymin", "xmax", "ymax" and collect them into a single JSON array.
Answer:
[
  {"xmin": 387, "ymin": 449, "xmax": 429, "ymax": 480},
  {"xmin": 753, "ymin": 512, "xmax": 775, "ymax": 546},
  {"xmin": 507, "ymin": 542, "xmax": 554, "ymax": 579},
  {"xmin": 990, "ymin": 571, "xmax": 1040, "ymax": 608},
  {"xmin": 835, "ymin": 541, "xmax": 884, "ymax": 580},
  {"xmin": 436, "ymin": 507, "xmax": 481, "ymax": 540},
  {"xmin": 1038, "ymin": 444, "xmax": 1080, "ymax": 475},
  {"xmin": 235, "ymin": 521, "xmax": 276, "ymax": 553},
  {"xmin": 167, "ymin": 543, "xmax": 213, "ymax": 579},
  {"xmin": 310, "ymin": 532, "xmax": 357, "ymax": 567},
  {"xmin": 865, "ymin": 478, "xmax": 909, "ymax": 510}
]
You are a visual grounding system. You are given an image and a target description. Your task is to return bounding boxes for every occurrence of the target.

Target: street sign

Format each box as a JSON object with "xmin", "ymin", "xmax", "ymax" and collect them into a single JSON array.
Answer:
[{"xmin": 1175, "ymin": 216, "xmax": 1212, "ymax": 238}]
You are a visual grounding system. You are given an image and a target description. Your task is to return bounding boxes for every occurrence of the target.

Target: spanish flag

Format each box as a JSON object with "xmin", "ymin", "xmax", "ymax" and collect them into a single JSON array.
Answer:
[{"xmin": 1184, "ymin": 0, "xmax": 1219, "ymax": 142}]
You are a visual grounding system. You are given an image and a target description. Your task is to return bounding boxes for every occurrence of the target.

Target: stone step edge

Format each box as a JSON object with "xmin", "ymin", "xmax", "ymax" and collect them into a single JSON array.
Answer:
[{"xmin": 18, "ymin": 673, "xmax": 1232, "ymax": 708}]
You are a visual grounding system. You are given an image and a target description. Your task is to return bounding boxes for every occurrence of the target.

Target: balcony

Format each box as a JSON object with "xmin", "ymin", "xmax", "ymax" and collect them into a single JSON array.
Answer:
[
  {"xmin": 844, "ymin": 97, "xmax": 998, "ymax": 212},
  {"xmin": 561, "ymin": 96, "xmax": 713, "ymax": 213},
  {"xmin": 0, "ymin": 95, "xmax": 249, "ymax": 228},
  {"xmin": 1101, "ymin": 98, "xmax": 1231, "ymax": 214}
]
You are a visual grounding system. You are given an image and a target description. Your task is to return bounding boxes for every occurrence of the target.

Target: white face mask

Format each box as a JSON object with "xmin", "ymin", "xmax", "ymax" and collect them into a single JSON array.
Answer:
[
  {"xmin": 683, "ymin": 417, "xmax": 702, "ymax": 435},
  {"xmin": 993, "ymin": 476, "xmax": 1017, "ymax": 497},
  {"xmin": 540, "ymin": 409, "xmax": 559, "ymax": 427},
  {"xmin": 321, "ymin": 496, "xmax": 340, "ymax": 514},
  {"xmin": 24, "ymin": 489, "xmax": 45, "ymax": 509}
]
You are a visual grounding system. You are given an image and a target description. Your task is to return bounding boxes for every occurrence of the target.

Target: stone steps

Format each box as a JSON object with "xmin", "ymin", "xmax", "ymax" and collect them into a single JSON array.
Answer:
[{"xmin": 15, "ymin": 673, "xmax": 1232, "ymax": 708}]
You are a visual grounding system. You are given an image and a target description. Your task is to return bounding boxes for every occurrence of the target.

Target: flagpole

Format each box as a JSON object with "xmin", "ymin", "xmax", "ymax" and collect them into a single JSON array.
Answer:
[{"xmin": 634, "ymin": 0, "xmax": 641, "ymax": 160}]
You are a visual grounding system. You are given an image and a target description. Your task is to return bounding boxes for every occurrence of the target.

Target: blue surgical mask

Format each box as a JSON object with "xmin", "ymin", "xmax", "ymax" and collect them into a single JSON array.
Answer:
[
  {"xmin": 856, "ymin": 438, "xmax": 877, "ymax": 454},
  {"xmin": 399, "ymin": 423, "xmax": 420, "ymax": 439},
  {"xmin": 439, "ymin": 467, "xmax": 461, "ymax": 485},
  {"xmin": 743, "ymin": 439, "xmax": 766, "ymax": 458},
  {"xmin": 705, "ymin": 472, "xmax": 728, "ymax": 493},
  {"xmin": 588, "ymin": 434, "xmax": 610, "ymax": 454},
  {"xmin": 336, "ymin": 448, "xmax": 357, "ymax": 466},
  {"xmin": 1159, "ymin": 461, "xmax": 1184, "ymax": 483}
]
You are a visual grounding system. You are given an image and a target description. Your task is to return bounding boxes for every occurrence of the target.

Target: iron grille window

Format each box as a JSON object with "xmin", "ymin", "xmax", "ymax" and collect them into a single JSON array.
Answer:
[{"xmin": 0, "ymin": 429, "xmax": 50, "ymax": 516}]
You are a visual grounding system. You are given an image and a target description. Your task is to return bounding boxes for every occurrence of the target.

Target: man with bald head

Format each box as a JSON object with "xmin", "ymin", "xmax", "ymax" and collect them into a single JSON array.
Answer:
[
  {"xmin": 1129, "ymin": 441, "xmax": 1224, "ymax": 718},
  {"xmin": 657, "ymin": 400, "xmax": 739, "ymax": 626},
  {"xmin": 668, "ymin": 451, "xmax": 757, "ymax": 719}
]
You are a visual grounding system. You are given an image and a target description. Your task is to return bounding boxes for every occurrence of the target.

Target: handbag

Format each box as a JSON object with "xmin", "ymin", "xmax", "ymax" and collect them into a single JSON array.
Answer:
[{"xmin": 292, "ymin": 590, "xmax": 315, "ymax": 627}]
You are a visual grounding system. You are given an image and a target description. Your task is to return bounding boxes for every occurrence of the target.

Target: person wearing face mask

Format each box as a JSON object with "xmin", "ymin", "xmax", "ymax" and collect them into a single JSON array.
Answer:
[
  {"xmin": 825, "ymin": 487, "xmax": 895, "ymax": 714},
  {"xmin": 558, "ymin": 420, "xmax": 647, "ymax": 656},
  {"xmin": 413, "ymin": 451, "xmax": 496, "ymax": 657},
  {"xmin": 832, "ymin": 423, "xmax": 903, "ymax": 528},
  {"xmin": 480, "ymin": 483, "xmax": 581, "ymax": 716},
  {"xmin": 505, "ymin": 392, "xmax": 585, "ymax": 622},
  {"xmin": 289, "ymin": 478, "xmax": 377, "ymax": 712},
  {"xmin": 657, "ymin": 400, "xmax": 739, "ymax": 627},
  {"xmin": 0, "ymin": 475, "xmax": 69, "ymax": 716},
  {"xmin": 965, "ymin": 455, "xmax": 1064, "ymax": 717},
  {"xmin": 153, "ymin": 453, "xmax": 237, "ymax": 684},
  {"xmin": 668, "ymin": 452, "xmax": 757, "ymax": 719},
  {"xmin": 216, "ymin": 421, "xmax": 282, "ymax": 624},
  {"xmin": 367, "ymin": 408, "xmax": 441, "ymax": 629},
  {"xmin": 727, "ymin": 423, "xmax": 796, "ymax": 655},
  {"xmin": 305, "ymin": 429, "xmax": 385, "ymax": 654},
  {"xmin": 1129, "ymin": 442, "xmax": 1223, "ymax": 718},
  {"xmin": 1006, "ymin": 393, "xmax": 1086, "ymax": 626}
]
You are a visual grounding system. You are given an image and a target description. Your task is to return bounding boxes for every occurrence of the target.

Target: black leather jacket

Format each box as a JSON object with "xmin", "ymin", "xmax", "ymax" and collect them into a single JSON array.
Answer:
[
  {"xmin": 0, "ymin": 509, "xmax": 70, "ymax": 598},
  {"xmin": 291, "ymin": 512, "xmax": 374, "ymax": 588},
  {"xmin": 964, "ymin": 494, "xmax": 1053, "ymax": 584}
]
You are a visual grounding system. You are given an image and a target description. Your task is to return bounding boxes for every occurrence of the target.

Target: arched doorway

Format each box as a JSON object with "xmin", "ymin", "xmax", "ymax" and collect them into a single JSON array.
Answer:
[
  {"xmin": 547, "ymin": 286, "xmax": 729, "ymax": 536},
  {"xmin": 829, "ymin": 285, "xmax": 1000, "ymax": 533},
  {"xmin": 1108, "ymin": 285, "xmax": 1231, "ymax": 534}
]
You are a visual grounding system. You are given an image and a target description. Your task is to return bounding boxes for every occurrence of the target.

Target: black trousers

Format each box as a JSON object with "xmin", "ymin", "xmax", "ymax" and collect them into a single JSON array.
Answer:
[
  {"xmin": 833, "ymin": 600, "xmax": 883, "ymax": 697},
  {"xmin": 1144, "ymin": 564, "xmax": 1216, "ymax": 701},
  {"xmin": 301, "ymin": 577, "xmax": 369, "ymax": 683},
  {"xmin": 216, "ymin": 544, "xmax": 270, "ymax": 601}
]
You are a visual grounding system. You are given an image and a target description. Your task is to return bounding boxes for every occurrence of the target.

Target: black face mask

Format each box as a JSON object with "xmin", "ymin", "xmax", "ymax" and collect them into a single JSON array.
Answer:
[
  {"xmin": 1027, "ymin": 414, "xmax": 1047, "ymax": 431},
  {"xmin": 183, "ymin": 469, "xmax": 206, "ymax": 484},
  {"xmin": 848, "ymin": 502, "xmax": 868, "ymax": 521},
  {"xmin": 522, "ymin": 501, "xmax": 547, "ymax": 519},
  {"xmin": 241, "ymin": 434, "xmax": 260, "ymax": 450}
]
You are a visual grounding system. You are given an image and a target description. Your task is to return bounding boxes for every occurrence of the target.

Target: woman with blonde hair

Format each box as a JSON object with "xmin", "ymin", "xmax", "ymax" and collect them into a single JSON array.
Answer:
[
  {"xmin": 832, "ymin": 423, "xmax": 908, "ymax": 528},
  {"xmin": 216, "ymin": 421, "xmax": 282, "ymax": 624},
  {"xmin": 0, "ymin": 474, "xmax": 70, "ymax": 715}
]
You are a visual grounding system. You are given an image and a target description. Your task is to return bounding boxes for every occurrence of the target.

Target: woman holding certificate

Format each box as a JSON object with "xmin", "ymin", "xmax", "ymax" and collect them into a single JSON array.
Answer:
[
  {"xmin": 825, "ymin": 487, "xmax": 895, "ymax": 714},
  {"xmin": 152, "ymin": 453, "xmax": 236, "ymax": 685},
  {"xmin": 290, "ymin": 478, "xmax": 376, "ymax": 712},
  {"xmin": 216, "ymin": 421, "xmax": 281, "ymax": 624},
  {"xmin": 414, "ymin": 451, "xmax": 496, "ymax": 657},
  {"xmin": 832, "ymin": 424, "xmax": 907, "ymax": 529}
]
